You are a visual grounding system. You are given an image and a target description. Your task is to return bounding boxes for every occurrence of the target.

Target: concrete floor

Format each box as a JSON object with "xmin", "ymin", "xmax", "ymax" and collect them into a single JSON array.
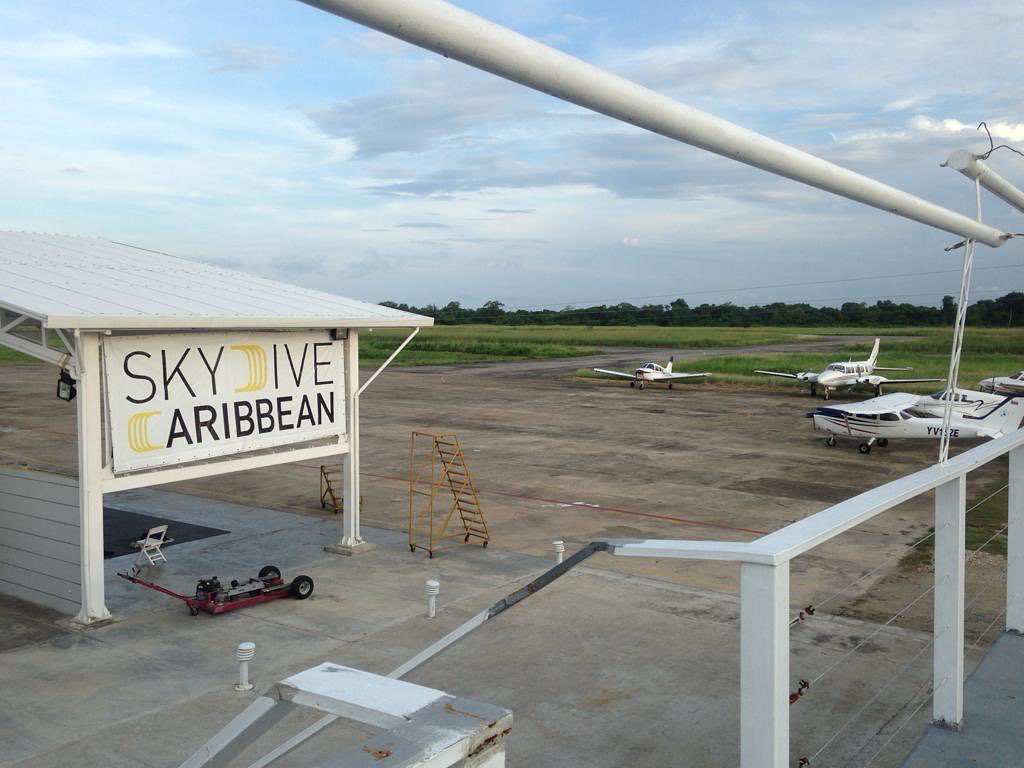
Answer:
[
  {"xmin": 0, "ymin": 353, "xmax": 1014, "ymax": 767},
  {"xmin": 0, "ymin": 489, "xmax": 944, "ymax": 768}
]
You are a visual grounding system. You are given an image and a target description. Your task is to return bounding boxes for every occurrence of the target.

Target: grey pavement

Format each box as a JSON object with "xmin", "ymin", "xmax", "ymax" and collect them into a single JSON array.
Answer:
[{"xmin": 0, "ymin": 487, "xmax": 972, "ymax": 768}]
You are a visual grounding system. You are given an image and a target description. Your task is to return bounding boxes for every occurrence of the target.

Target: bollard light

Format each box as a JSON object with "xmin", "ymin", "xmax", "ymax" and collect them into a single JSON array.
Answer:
[
  {"xmin": 235, "ymin": 641, "xmax": 256, "ymax": 692},
  {"xmin": 425, "ymin": 579, "xmax": 440, "ymax": 619}
]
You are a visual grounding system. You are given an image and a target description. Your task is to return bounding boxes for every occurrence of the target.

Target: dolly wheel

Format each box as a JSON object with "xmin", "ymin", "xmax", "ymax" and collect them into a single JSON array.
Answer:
[
  {"xmin": 858, "ymin": 443, "xmax": 872, "ymax": 455},
  {"xmin": 290, "ymin": 575, "xmax": 314, "ymax": 600},
  {"xmin": 189, "ymin": 605, "xmax": 199, "ymax": 616},
  {"xmin": 258, "ymin": 565, "xmax": 281, "ymax": 580}
]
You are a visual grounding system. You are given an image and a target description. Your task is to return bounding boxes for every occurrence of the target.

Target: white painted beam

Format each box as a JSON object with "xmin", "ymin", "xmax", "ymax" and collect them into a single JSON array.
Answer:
[
  {"xmin": 932, "ymin": 476, "xmax": 965, "ymax": 728},
  {"xmin": 73, "ymin": 332, "xmax": 110, "ymax": 625},
  {"xmin": 945, "ymin": 150, "xmax": 1024, "ymax": 216},
  {"xmin": 299, "ymin": 0, "xmax": 1011, "ymax": 247},
  {"xmin": 740, "ymin": 562, "xmax": 789, "ymax": 768},
  {"xmin": 1009, "ymin": 446, "xmax": 1024, "ymax": 633}
]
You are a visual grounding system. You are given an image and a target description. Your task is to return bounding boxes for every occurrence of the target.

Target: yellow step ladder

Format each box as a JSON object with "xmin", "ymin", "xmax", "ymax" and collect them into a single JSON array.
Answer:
[
  {"xmin": 408, "ymin": 431, "xmax": 490, "ymax": 557},
  {"xmin": 320, "ymin": 465, "xmax": 361, "ymax": 515}
]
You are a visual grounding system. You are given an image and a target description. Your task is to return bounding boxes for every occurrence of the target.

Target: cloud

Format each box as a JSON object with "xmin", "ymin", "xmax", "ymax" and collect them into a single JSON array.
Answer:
[
  {"xmin": 210, "ymin": 44, "xmax": 291, "ymax": 73},
  {"xmin": 485, "ymin": 208, "xmax": 534, "ymax": 214},
  {"xmin": 305, "ymin": 59, "xmax": 543, "ymax": 158},
  {"xmin": 395, "ymin": 221, "xmax": 451, "ymax": 229},
  {"xmin": 0, "ymin": 33, "xmax": 184, "ymax": 61},
  {"xmin": 61, "ymin": 166, "xmax": 86, "ymax": 174},
  {"xmin": 912, "ymin": 116, "xmax": 1024, "ymax": 142}
]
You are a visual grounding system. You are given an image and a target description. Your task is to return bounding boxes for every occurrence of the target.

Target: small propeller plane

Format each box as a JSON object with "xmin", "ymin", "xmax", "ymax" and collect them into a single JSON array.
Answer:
[
  {"xmin": 808, "ymin": 390, "xmax": 1024, "ymax": 454},
  {"xmin": 755, "ymin": 338, "xmax": 943, "ymax": 399},
  {"xmin": 592, "ymin": 356, "xmax": 710, "ymax": 390},
  {"xmin": 980, "ymin": 371, "xmax": 1024, "ymax": 396}
]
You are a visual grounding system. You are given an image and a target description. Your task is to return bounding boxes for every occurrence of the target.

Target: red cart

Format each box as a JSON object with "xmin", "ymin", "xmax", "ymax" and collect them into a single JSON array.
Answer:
[{"xmin": 118, "ymin": 565, "xmax": 314, "ymax": 616}]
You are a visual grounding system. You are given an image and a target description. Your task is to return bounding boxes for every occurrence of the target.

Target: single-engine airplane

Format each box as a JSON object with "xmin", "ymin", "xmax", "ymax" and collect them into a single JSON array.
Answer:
[
  {"xmin": 808, "ymin": 390, "xmax": 1024, "ymax": 454},
  {"xmin": 755, "ymin": 338, "xmax": 943, "ymax": 399},
  {"xmin": 592, "ymin": 356, "xmax": 710, "ymax": 390},
  {"xmin": 980, "ymin": 371, "xmax": 1024, "ymax": 396}
]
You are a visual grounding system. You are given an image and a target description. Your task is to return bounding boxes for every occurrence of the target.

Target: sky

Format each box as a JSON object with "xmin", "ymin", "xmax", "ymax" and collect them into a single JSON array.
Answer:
[{"xmin": 1, "ymin": 0, "xmax": 1023, "ymax": 312}]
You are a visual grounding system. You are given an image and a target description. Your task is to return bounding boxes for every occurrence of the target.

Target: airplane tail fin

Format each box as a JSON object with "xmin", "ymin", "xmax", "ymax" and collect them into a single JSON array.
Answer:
[
  {"xmin": 867, "ymin": 338, "xmax": 880, "ymax": 366},
  {"xmin": 666, "ymin": 356, "xmax": 673, "ymax": 373},
  {"xmin": 972, "ymin": 395, "xmax": 1024, "ymax": 437}
]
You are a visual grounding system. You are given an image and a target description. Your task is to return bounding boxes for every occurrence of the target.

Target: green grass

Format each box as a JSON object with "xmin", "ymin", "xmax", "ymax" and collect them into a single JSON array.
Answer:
[
  {"xmin": 0, "ymin": 347, "xmax": 34, "ymax": 363},
  {"xmin": 902, "ymin": 473, "xmax": 1009, "ymax": 570}
]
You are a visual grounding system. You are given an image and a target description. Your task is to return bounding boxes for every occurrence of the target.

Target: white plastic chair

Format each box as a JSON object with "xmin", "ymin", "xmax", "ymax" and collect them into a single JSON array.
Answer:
[{"xmin": 133, "ymin": 524, "xmax": 169, "ymax": 571}]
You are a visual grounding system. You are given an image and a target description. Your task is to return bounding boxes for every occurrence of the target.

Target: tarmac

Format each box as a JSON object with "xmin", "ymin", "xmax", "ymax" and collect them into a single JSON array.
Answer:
[
  {"xmin": 0, "ymin": 487, "xmax": 972, "ymax": 768},
  {"xmin": 0, "ymin": 351, "xmax": 1017, "ymax": 767}
]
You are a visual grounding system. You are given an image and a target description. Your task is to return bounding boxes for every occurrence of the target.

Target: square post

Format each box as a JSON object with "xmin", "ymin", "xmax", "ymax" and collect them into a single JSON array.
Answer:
[
  {"xmin": 1009, "ymin": 445, "xmax": 1024, "ymax": 633},
  {"xmin": 932, "ymin": 475, "xmax": 965, "ymax": 727},
  {"xmin": 74, "ymin": 331, "xmax": 111, "ymax": 624},
  {"xmin": 327, "ymin": 328, "xmax": 374, "ymax": 555},
  {"xmin": 740, "ymin": 561, "xmax": 789, "ymax": 768}
]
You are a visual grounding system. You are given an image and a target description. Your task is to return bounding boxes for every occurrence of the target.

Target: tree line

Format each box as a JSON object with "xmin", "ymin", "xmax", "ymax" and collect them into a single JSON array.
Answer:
[{"xmin": 380, "ymin": 292, "xmax": 1024, "ymax": 327}]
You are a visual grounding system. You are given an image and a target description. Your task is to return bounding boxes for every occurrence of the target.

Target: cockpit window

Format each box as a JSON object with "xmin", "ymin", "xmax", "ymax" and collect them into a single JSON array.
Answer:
[
  {"xmin": 826, "ymin": 363, "xmax": 844, "ymax": 372},
  {"xmin": 880, "ymin": 412, "xmax": 899, "ymax": 421},
  {"xmin": 903, "ymin": 408, "xmax": 939, "ymax": 419}
]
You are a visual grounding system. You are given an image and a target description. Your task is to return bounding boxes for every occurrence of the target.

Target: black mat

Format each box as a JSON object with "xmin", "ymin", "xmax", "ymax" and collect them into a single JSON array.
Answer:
[{"xmin": 103, "ymin": 507, "xmax": 230, "ymax": 559}]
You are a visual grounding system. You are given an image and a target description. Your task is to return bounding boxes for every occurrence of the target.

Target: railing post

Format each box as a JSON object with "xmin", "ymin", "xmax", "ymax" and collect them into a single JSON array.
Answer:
[
  {"xmin": 1009, "ymin": 446, "xmax": 1024, "ymax": 633},
  {"xmin": 741, "ymin": 561, "xmax": 789, "ymax": 768},
  {"xmin": 933, "ymin": 475, "xmax": 966, "ymax": 728}
]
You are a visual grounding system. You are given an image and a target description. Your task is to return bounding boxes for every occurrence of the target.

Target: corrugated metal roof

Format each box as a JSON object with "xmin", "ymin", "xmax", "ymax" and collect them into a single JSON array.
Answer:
[{"xmin": 0, "ymin": 231, "xmax": 432, "ymax": 330}]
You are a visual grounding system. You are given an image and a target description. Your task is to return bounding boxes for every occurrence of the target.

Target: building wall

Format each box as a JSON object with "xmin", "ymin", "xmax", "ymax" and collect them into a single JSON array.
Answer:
[{"xmin": 0, "ymin": 467, "xmax": 81, "ymax": 614}]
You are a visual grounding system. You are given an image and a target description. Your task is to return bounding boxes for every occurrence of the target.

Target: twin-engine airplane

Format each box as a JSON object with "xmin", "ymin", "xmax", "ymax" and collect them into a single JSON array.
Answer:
[
  {"xmin": 592, "ymin": 356, "xmax": 710, "ymax": 390},
  {"xmin": 755, "ymin": 338, "xmax": 943, "ymax": 399},
  {"xmin": 808, "ymin": 389, "xmax": 1024, "ymax": 454},
  {"xmin": 980, "ymin": 371, "xmax": 1024, "ymax": 396}
]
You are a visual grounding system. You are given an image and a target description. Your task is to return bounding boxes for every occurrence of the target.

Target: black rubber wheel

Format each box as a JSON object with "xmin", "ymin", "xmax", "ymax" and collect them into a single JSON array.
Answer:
[
  {"xmin": 668, "ymin": 383, "xmax": 673, "ymax": 390},
  {"xmin": 629, "ymin": 381, "xmax": 635, "ymax": 388},
  {"xmin": 639, "ymin": 382, "xmax": 645, "ymax": 390},
  {"xmin": 320, "ymin": 500, "xmax": 326, "ymax": 509},
  {"xmin": 877, "ymin": 438, "xmax": 889, "ymax": 447},
  {"xmin": 464, "ymin": 534, "xmax": 470, "ymax": 542},
  {"xmin": 290, "ymin": 575, "xmax": 314, "ymax": 600},
  {"xmin": 189, "ymin": 605, "xmax": 199, "ymax": 616},
  {"xmin": 858, "ymin": 443, "xmax": 871, "ymax": 454},
  {"xmin": 428, "ymin": 551, "xmax": 434, "ymax": 559},
  {"xmin": 258, "ymin": 565, "xmax": 281, "ymax": 580},
  {"xmin": 482, "ymin": 541, "xmax": 488, "ymax": 548},
  {"xmin": 410, "ymin": 544, "xmax": 416, "ymax": 553},
  {"xmin": 826, "ymin": 435, "xmax": 837, "ymax": 447}
]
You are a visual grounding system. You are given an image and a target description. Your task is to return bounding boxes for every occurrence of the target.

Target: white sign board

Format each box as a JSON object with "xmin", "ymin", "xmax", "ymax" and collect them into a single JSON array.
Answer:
[{"xmin": 103, "ymin": 331, "xmax": 345, "ymax": 473}]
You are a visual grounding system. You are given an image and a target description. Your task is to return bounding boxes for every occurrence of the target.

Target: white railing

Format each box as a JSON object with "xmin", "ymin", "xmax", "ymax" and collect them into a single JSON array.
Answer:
[{"xmin": 604, "ymin": 428, "xmax": 1024, "ymax": 768}]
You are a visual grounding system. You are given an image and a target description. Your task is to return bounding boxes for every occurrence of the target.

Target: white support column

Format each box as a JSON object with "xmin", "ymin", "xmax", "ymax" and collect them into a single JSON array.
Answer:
[
  {"xmin": 740, "ymin": 561, "xmax": 789, "ymax": 768},
  {"xmin": 932, "ymin": 475, "xmax": 966, "ymax": 728},
  {"xmin": 326, "ymin": 328, "xmax": 375, "ymax": 555},
  {"xmin": 1009, "ymin": 446, "xmax": 1024, "ymax": 633},
  {"xmin": 74, "ymin": 331, "xmax": 111, "ymax": 624}
]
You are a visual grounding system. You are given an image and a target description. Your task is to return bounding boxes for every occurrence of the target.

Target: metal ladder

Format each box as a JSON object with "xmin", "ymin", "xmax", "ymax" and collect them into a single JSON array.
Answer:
[
  {"xmin": 409, "ymin": 431, "xmax": 490, "ymax": 557},
  {"xmin": 320, "ymin": 465, "xmax": 342, "ymax": 514}
]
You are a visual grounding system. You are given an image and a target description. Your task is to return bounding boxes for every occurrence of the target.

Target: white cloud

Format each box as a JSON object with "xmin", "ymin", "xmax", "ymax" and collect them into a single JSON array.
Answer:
[
  {"xmin": 0, "ymin": 33, "xmax": 184, "ymax": 61},
  {"xmin": 912, "ymin": 116, "xmax": 1024, "ymax": 142},
  {"xmin": 210, "ymin": 44, "xmax": 291, "ymax": 73}
]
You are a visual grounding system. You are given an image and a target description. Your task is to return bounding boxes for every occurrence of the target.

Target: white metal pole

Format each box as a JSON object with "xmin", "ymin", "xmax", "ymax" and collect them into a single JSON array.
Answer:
[
  {"xmin": 944, "ymin": 150, "xmax": 1024, "ymax": 216},
  {"xmin": 298, "ymin": 0, "xmax": 1010, "ymax": 247},
  {"xmin": 74, "ymin": 331, "xmax": 111, "ymax": 625},
  {"xmin": 932, "ymin": 475, "xmax": 965, "ymax": 727},
  {"xmin": 740, "ymin": 561, "xmax": 789, "ymax": 768},
  {"xmin": 341, "ymin": 329, "xmax": 361, "ymax": 548},
  {"xmin": 1009, "ymin": 446, "xmax": 1024, "ymax": 633}
]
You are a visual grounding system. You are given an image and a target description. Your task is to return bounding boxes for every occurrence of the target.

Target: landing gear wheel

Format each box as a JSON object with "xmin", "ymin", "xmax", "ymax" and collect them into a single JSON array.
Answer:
[
  {"xmin": 668, "ymin": 383, "xmax": 673, "ymax": 390},
  {"xmin": 877, "ymin": 438, "xmax": 889, "ymax": 447},
  {"xmin": 858, "ymin": 443, "xmax": 872, "ymax": 454},
  {"xmin": 290, "ymin": 575, "xmax": 314, "ymax": 600},
  {"xmin": 826, "ymin": 435, "xmax": 837, "ymax": 447},
  {"xmin": 629, "ymin": 381, "xmax": 635, "ymax": 388},
  {"xmin": 823, "ymin": 390, "xmax": 830, "ymax": 400},
  {"xmin": 258, "ymin": 565, "xmax": 281, "ymax": 580},
  {"xmin": 810, "ymin": 385, "xmax": 817, "ymax": 397},
  {"xmin": 639, "ymin": 382, "xmax": 645, "ymax": 390}
]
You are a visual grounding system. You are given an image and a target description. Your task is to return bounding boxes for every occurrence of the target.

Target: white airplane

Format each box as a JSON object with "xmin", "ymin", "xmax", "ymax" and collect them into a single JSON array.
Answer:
[
  {"xmin": 917, "ymin": 388, "xmax": 1008, "ymax": 416},
  {"xmin": 808, "ymin": 391, "xmax": 1024, "ymax": 454},
  {"xmin": 755, "ymin": 338, "xmax": 943, "ymax": 399},
  {"xmin": 592, "ymin": 356, "xmax": 710, "ymax": 390},
  {"xmin": 980, "ymin": 371, "xmax": 1024, "ymax": 396}
]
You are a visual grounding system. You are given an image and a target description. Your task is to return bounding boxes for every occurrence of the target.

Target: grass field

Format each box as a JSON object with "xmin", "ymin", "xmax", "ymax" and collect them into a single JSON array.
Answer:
[{"xmin": 3, "ymin": 325, "xmax": 1020, "ymax": 392}]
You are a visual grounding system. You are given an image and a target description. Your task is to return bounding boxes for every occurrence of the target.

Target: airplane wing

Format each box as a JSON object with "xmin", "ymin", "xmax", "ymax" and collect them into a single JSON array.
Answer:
[
  {"xmin": 754, "ymin": 370, "xmax": 799, "ymax": 379},
  {"xmin": 664, "ymin": 372, "xmax": 711, "ymax": 380},
  {"xmin": 831, "ymin": 392, "xmax": 919, "ymax": 414},
  {"xmin": 591, "ymin": 368, "xmax": 636, "ymax": 379},
  {"xmin": 877, "ymin": 377, "xmax": 945, "ymax": 385},
  {"xmin": 873, "ymin": 366, "xmax": 913, "ymax": 372}
]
